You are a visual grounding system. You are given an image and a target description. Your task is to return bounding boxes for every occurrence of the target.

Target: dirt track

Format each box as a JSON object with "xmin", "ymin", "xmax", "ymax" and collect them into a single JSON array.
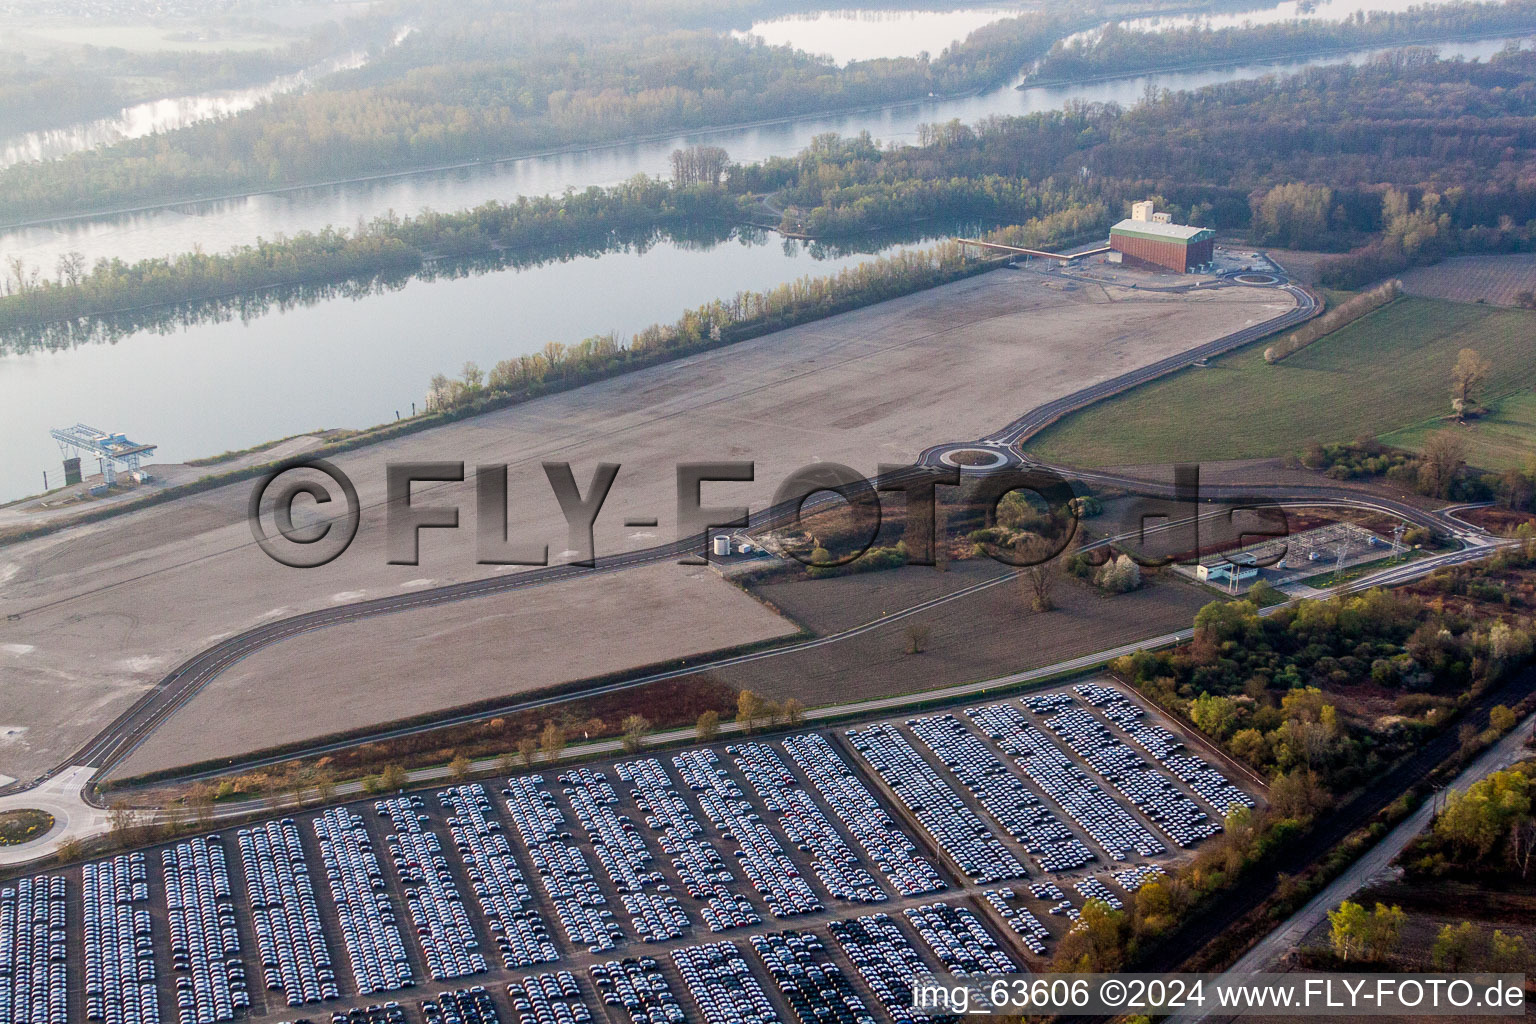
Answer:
[{"xmin": 0, "ymin": 269, "xmax": 1294, "ymax": 783}]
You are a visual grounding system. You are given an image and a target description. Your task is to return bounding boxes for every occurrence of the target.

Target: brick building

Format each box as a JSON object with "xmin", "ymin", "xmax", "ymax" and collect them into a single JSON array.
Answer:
[{"xmin": 1109, "ymin": 202, "xmax": 1215, "ymax": 273}]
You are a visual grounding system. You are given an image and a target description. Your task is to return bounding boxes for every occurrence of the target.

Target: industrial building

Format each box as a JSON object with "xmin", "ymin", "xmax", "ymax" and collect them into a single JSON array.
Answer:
[{"xmin": 1109, "ymin": 201, "xmax": 1215, "ymax": 273}]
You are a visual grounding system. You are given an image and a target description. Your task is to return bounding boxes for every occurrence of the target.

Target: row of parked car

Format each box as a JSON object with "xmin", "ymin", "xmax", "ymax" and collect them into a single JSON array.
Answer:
[
  {"xmin": 750, "ymin": 929, "xmax": 876, "ymax": 1024},
  {"xmin": 501, "ymin": 776, "xmax": 621, "ymax": 954},
  {"xmin": 1072, "ymin": 877, "xmax": 1124, "ymax": 911},
  {"xmin": 903, "ymin": 902, "xmax": 1017, "ymax": 979},
  {"xmin": 1073, "ymin": 684, "xmax": 1255, "ymax": 815},
  {"xmin": 968, "ymin": 703, "xmax": 1166, "ymax": 862},
  {"xmin": 375, "ymin": 796, "xmax": 487, "ymax": 981},
  {"xmin": 826, "ymin": 913, "xmax": 944, "ymax": 1024},
  {"xmin": 615, "ymin": 758, "xmax": 760, "ymax": 934},
  {"xmin": 0, "ymin": 873, "xmax": 67, "ymax": 1024},
  {"xmin": 239, "ymin": 820, "xmax": 340, "ymax": 1006},
  {"xmin": 983, "ymin": 888, "xmax": 1050, "ymax": 956},
  {"xmin": 1037, "ymin": 706, "xmax": 1221, "ymax": 848},
  {"xmin": 1112, "ymin": 863, "xmax": 1167, "ymax": 893},
  {"xmin": 845, "ymin": 722, "xmax": 1028, "ymax": 884},
  {"xmin": 505, "ymin": 972, "xmax": 590, "ymax": 1024},
  {"xmin": 780, "ymin": 733, "xmax": 946, "ymax": 898},
  {"xmin": 674, "ymin": 750, "xmax": 824, "ymax": 920},
  {"xmin": 312, "ymin": 808, "xmax": 415, "ymax": 995},
  {"xmin": 670, "ymin": 941, "xmax": 780, "ymax": 1024},
  {"xmin": 910, "ymin": 712, "xmax": 1094, "ymax": 874},
  {"xmin": 439, "ymin": 785, "xmax": 558, "ymax": 970},
  {"xmin": 82, "ymin": 853, "xmax": 158, "ymax": 1024},
  {"xmin": 728, "ymin": 743, "xmax": 887, "ymax": 905},
  {"xmin": 419, "ymin": 985, "xmax": 502, "ymax": 1024},
  {"xmin": 588, "ymin": 956, "xmax": 683, "ymax": 1024},
  {"xmin": 560, "ymin": 769, "xmax": 685, "ymax": 943},
  {"xmin": 162, "ymin": 836, "xmax": 249, "ymax": 1022}
]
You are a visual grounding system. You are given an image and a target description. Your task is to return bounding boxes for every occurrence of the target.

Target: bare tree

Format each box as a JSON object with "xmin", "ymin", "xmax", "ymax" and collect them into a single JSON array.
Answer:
[
  {"xmin": 1513, "ymin": 820, "xmax": 1536, "ymax": 880},
  {"xmin": 669, "ymin": 145, "xmax": 731, "ymax": 187},
  {"xmin": 620, "ymin": 714, "xmax": 652, "ymax": 754},
  {"xmin": 1451, "ymin": 347, "xmax": 1492, "ymax": 420},
  {"xmin": 54, "ymin": 250, "xmax": 86, "ymax": 287},
  {"xmin": 1418, "ymin": 430, "xmax": 1468, "ymax": 498},
  {"xmin": 539, "ymin": 721, "xmax": 566, "ymax": 764},
  {"xmin": 1016, "ymin": 535, "xmax": 1062, "ymax": 613},
  {"xmin": 904, "ymin": 624, "xmax": 932, "ymax": 654}
]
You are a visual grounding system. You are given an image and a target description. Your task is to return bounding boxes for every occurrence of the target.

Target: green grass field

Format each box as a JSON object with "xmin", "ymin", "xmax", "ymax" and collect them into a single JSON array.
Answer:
[
  {"xmin": 1383, "ymin": 390, "xmax": 1536, "ymax": 473},
  {"xmin": 1029, "ymin": 297, "xmax": 1536, "ymax": 469}
]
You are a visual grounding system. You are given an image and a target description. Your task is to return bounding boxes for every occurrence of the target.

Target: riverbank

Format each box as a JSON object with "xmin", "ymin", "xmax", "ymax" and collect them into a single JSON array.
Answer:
[{"xmin": 0, "ymin": 247, "xmax": 1010, "ymax": 542}]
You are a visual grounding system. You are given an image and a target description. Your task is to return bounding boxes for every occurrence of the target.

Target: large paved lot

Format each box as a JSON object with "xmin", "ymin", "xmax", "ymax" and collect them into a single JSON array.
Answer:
[
  {"xmin": 0, "ymin": 682, "xmax": 1263, "ymax": 1024},
  {"xmin": 0, "ymin": 269, "xmax": 1293, "ymax": 783}
]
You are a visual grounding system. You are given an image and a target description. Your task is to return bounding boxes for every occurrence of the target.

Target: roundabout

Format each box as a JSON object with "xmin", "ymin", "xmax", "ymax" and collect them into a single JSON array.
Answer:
[{"xmin": 934, "ymin": 445, "xmax": 1012, "ymax": 470}]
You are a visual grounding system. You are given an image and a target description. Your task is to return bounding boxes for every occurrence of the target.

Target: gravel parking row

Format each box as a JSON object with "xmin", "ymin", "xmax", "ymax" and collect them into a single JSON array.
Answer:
[
  {"xmin": 967, "ymin": 703, "xmax": 1164, "ymax": 862},
  {"xmin": 675, "ymin": 749, "xmax": 824, "ymax": 919},
  {"xmin": 1073, "ymin": 684, "xmax": 1254, "ymax": 815},
  {"xmin": 161, "ymin": 836, "xmax": 248, "ymax": 1022},
  {"xmin": 559, "ymin": 768, "xmax": 686, "ymax": 943},
  {"xmin": 1037, "ymin": 706, "xmax": 1220, "ymax": 848},
  {"xmin": 505, "ymin": 971, "xmax": 589, "ymax": 1024},
  {"xmin": 420, "ymin": 985, "xmax": 501, "ymax": 1024},
  {"xmin": 845, "ymin": 723, "xmax": 1027, "ymax": 884},
  {"xmin": 671, "ymin": 940, "xmax": 781, "ymax": 1024},
  {"xmin": 826, "ymin": 913, "xmax": 949, "ymax": 1024},
  {"xmin": 0, "ymin": 873, "xmax": 67, "ymax": 1024},
  {"xmin": 1072, "ymin": 878, "xmax": 1123, "ymax": 911},
  {"xmin": 1111, "ymin": 864, "xmax": 1166, "ymax": 893},
  {"xmin": 902, "ymin": 902, "xmax": 1017, "ymax": 978},
  {"xmin": 749, "ymin": 929, "xmax": 875, "ymax": 1024},
  {"xmin": 588, "ymin": 955, "xmax": 684, "ymax": 1024},
  {"xmin": 238, "ymin": 820, "xmax": 339, "ymax": 1006},
  {"xmin": 614, "ymin": 759, "xmax": 761, "ymax": 935},
  {"xmin": 500, "ymin": 776, "xmax": 621, "ymax": 955},
  {"xmin": 982, "ymin": 889, "xmax": 1050, "ymax": 956}
]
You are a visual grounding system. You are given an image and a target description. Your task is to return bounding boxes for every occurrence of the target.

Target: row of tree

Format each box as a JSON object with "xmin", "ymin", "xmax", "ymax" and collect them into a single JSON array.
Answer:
[
  {"xmin": 0, "ymin": 10, "xmax": 1075, "ymax": 222},
  {"xmin": 1031, "ymin": 1, "xmax": 1536, "ymax": 82}
]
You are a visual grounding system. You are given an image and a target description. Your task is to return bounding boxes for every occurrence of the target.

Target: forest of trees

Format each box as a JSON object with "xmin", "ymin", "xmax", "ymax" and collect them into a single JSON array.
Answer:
[
  {"xmin": 1031, "ymin": 0, "xmax": 1536, "ymax": 82},
  {"xmin": 0, "ymin": 5, "xmax": 1076, "ymax": 222}
]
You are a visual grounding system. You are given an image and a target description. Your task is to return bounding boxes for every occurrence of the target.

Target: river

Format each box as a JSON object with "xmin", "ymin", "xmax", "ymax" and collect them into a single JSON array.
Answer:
[
  {"xmin": 0, "ymin": 228, "xmax": 959, "ymax": 503},
  {"xmin": 0, "ymin": 32, "xmax": 1525, "ymax": 503},
  {"xmin": 733, "ymin": 6, "xmax": 1030, "ymax": 64},
  {"xmin": 0, "ymin": 27, "xmax": 416, "ymax": 172},
  {"xmin": 0, "ymin": 34, "xmax": 1518, "ymax": 275}
]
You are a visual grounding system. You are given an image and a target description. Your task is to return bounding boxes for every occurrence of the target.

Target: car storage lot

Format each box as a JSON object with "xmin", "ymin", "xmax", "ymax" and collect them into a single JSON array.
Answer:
[{"xmin": 0, "ymin": 681, "xmax": 1261, "ymax": 1024}]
